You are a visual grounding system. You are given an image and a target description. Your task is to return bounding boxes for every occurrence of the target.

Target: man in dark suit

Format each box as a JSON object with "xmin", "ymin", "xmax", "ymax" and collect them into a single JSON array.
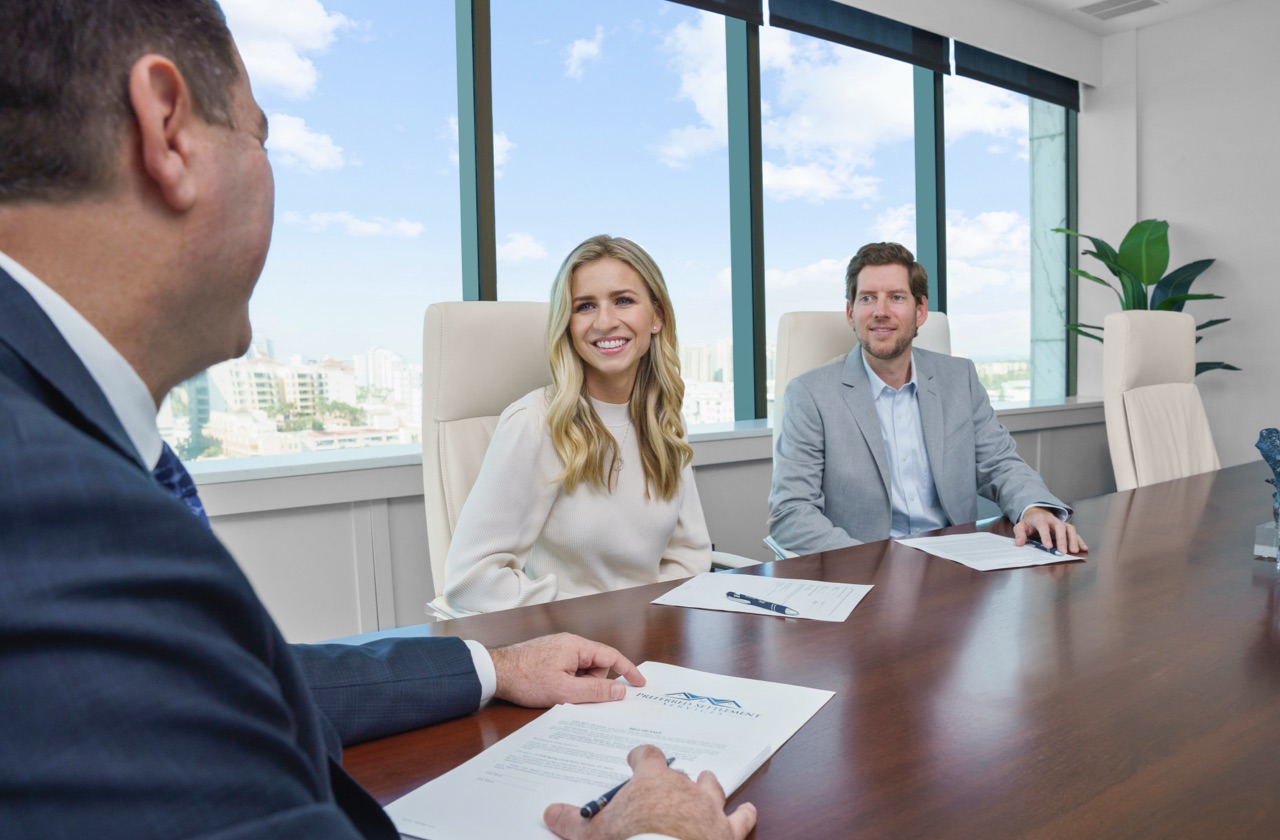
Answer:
[{"xmin": 0, "ymin": 3, "xmax": 755, "ymax": 839}]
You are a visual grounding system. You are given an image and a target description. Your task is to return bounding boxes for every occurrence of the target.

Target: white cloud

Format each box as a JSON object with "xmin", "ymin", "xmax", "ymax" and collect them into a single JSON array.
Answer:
[
  {"xmin": 657, "ymin": 24, "xmax": 915, "ymax": 199},
  {"xmin": 267, "ymin": 113, "xmax": 343, "ymax": 172},
  {"xmin": 765, "ymin": 258, "xmax": 845, "ymax": 292},
  {"xmin": 872, "ymin": 204, "xmax": 917, "ymax": 250},
  {"xmin": 657, "ymin": 12, "xmax": 727, "ymax": 167},
  {"xmin": 943, "ymin": 75, "xmax": 1029, "ymax": 153},
  {"xmin": 565, "ymin": 26, "xmax": 604, "ymax": 79},
  {"xmin": 758, "ymin": 30, "xmax": 915, "ymax": 203},
  {"xmin": 946, "ymin": 210, "xmax": 1029, "ymax": 266},
  {"xmin": 445, "ymin": 117, "xmax": 516, "ymax": 177},
  {"xmin": 493, "ymin": 132, "xmax": 515, "ymax": 176},
  {"xmin": 282, "ymin": 211, "xmax": 423, "ymax": 238},
  {"xmin": 497, "ymin": 233, "xmax": 548, "ymax": 263},
  {"xmin": 762, "ymin": 161, "xmax": 879, "ymax": 203},
  {"xmin": 220, "ymin": 0, "xmax": 352, "ymax": 99}
]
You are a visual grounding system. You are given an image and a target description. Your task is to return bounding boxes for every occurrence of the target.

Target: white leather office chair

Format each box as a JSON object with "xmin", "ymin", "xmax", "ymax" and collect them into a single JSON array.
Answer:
[
  {"xmin": 423, "ymin": 301, "xmax": 755, "ymax": 619},
  {"xmin": 1102, "ymin": 311, "xmax": 1219, "ymax": 492},
  {"xmin": 772, "ymin": 310, "xmax": 951, "ymax": 450},
  {"xmin": 766, "ymin": 309, "xmax": 951, "ymax": 560}
]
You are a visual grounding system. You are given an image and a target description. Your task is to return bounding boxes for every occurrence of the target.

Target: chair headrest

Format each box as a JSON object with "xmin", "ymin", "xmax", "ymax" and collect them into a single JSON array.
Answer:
[
  {"xmin": 1103, "ymin": 311, "xmax": 1196, "ymax": 392},
  {"xmin": 424, "ymin": 301, "xmax": 553, "ymax": 422}
]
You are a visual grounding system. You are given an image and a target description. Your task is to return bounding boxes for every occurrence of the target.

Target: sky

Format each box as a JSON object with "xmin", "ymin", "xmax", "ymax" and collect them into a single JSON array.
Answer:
[{"xmin": 218, "ymin": 0, "xmax": 1038, "ymax": 366}]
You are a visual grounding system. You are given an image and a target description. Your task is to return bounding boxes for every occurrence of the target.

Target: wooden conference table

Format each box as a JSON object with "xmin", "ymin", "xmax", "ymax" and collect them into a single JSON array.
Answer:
[{"xmin": 346, "ymin": 462, "xmax": 1280, "ymax": 837}]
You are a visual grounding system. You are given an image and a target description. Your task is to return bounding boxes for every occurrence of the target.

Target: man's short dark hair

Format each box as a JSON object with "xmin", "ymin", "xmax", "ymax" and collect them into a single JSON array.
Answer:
[
  {"xmin": 845, "ymin": 242, "xmax": 929, "ymax": 305},
  {"xmin": 0, "ymin": 0, "xmax": 240, "ymax": 203}
]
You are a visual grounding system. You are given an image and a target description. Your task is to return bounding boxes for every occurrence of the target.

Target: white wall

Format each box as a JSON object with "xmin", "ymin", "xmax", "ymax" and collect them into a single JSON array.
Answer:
[{"xmin": 1077, "ymin": 0, "xmax": 1280, "ymax": 467}]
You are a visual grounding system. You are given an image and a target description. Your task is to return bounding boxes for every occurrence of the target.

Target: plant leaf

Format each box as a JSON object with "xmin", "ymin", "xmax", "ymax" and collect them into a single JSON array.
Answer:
[
  {"xmin": 1067, "ymin": 323, "xmax": 1102, "ymax": 342},
  {"xmin": 1195, "ymin": 318, "xmax": 1230, "ymax": 331},
  {"xmin": 1118, "ymin": 219, "xmax": 1170, "ymax": 287},
  {"xmin": 1195, "ymin": 361, "xmax": 1241, "ymax": 375},
  {"xmin": 1057, "ymin": 227, "xmax": 1125, "ymax": 279},
  {"xmin": 1153, "ymin": 292, "xmax": 1223, "ymax": 310},
  {"xmin": 1115, "ymin": 265, "xmax": 1147, "ymax": 310},
  {"xmin": 1151, "ymin": 258, "xmax": 1215, "ymax": 309},
  {"xmin": 1068, "ymin": 268, "xmax": 1122, "ymax": 304}
]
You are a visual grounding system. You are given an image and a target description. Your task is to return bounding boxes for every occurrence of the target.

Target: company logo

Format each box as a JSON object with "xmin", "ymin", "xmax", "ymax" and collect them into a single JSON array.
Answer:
[{"xmin": 664, "ymin": 692, "xmax": 743, "ymax": 709}]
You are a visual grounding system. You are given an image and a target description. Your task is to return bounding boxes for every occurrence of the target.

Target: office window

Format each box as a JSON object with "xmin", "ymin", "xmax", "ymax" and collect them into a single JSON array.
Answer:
[
  {"xmin": 760, "ymin": 26, "xmax": 917, "ymax": 415},
  {"xmin": 163, "ymin": 0, "xmax": 461, "ymax": 461},
  {"xmin": 489, "ymin": 0, "xmax": 735, "ymax": 427},
  {"xmin": 943, "ymin": 74, "xmax": 1068, "ymax": 404}
]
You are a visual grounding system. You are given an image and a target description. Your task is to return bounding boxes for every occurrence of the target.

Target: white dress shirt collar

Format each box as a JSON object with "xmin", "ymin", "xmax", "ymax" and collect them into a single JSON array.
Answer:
[
  {"xmin": 861, "ymin": 349, "xmax": 919, "ymax": 396},
  {"xmin": 0, "ymin": 249, "xmax": 161, "ymax": 470}
]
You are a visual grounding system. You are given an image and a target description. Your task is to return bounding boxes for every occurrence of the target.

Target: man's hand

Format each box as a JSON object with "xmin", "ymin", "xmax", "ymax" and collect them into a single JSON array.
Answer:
[
  {"xmin": 489, "ymin": 633, "xmax": 644, "ymax": 707},
  {"xmin": 1014, "ymin": 506, "xmax": 1088, "ymax": 554},
  {"xmin": 543, "ymin": 745, "xmax": 757, "ymax": 840}
]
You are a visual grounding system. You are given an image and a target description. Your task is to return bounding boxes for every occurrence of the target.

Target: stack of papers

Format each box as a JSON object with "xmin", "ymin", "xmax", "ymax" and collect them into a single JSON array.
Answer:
[
  {"xmin": 387, "ymin": 662, "xmax": 834, "ymax": 839},
  {"xmin": 651, "ymin": 572, "xmax": 873, "ymax": 622},
  {"xmin": 895, "ymin": 532, "xmax": 1083, "ymax": 571}
]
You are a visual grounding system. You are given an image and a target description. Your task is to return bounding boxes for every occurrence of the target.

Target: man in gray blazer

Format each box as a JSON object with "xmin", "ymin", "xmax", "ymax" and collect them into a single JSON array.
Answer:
[{"xmin": 769, "ymin": 242, "xmax": 1087, "ymax": 556}]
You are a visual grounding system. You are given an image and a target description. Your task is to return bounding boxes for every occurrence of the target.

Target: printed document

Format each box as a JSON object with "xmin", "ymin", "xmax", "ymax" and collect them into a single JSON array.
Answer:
[
  {"xmin": 650, "ymin": 572, "xmax": 873, "ymax": 622},
  {"xmin": 387, "ymin": 662, "xmax": 834, "ymax": 839},
  {"xmin": 896, "ymin": 532, "xmax": 1083, "ymax": 571}
]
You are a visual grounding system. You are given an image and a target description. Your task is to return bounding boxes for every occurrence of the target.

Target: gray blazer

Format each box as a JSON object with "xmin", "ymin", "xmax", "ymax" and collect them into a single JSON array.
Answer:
[{"xmin": 769, "ymin": 347, "xmax": 1067, "ymax": 554}]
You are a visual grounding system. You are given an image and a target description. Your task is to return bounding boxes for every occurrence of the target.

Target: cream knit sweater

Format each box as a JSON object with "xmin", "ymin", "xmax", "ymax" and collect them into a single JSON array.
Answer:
[{"xmin": 442, "ymin": 388, "xmax": 712, "ymax": 614}]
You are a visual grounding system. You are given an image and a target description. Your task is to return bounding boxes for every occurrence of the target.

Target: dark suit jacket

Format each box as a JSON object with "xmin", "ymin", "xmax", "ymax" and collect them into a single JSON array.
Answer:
[
  {"xmin": 0, "ymin": 268, "xmax": 481, "ymax": 838},
  {"xmin": 769, "ymin": 347, "xmax": 1068, "ymax": 553}
]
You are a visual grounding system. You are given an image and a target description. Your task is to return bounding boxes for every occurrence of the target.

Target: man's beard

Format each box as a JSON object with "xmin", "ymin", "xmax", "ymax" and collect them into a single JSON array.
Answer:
[{"xmin": 862, "ymin": 321, "xmax": 918, "ymax": 361}]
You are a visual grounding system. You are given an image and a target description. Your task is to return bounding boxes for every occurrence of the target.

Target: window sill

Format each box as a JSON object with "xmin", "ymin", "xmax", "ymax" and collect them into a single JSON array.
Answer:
[{"xmin": 191, "ymin": 398, "xmax": 1103, "ymax": 516}]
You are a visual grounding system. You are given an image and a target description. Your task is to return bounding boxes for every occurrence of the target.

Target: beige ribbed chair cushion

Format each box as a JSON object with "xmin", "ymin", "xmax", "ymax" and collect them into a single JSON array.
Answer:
[{"xmin": 1102, "ymin": 311, "xmax": 1219, "ymax": 492}]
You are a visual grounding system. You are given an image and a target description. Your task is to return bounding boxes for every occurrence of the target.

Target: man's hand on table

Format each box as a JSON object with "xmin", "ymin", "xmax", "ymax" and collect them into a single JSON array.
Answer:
[
  {"xmin": 489, "ymin": 632, "xmax": 644, "ymax": 707},
  {"xmin": 1015, "ymin": 506, "xmax": 1089, "ymax": 554}
]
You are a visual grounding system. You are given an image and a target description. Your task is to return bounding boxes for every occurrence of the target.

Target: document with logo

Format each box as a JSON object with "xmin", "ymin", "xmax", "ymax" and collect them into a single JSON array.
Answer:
[
  {"xmin": 896, "ymin": 531, "xmax": 1083, "ymax": 571},
  {"xmin": 650, "ymin": 572, "xmax": 873, "ymax": 622},
  {"xmin": 387, "ymin": 662, "xmax": 834, "ymax": 839}
]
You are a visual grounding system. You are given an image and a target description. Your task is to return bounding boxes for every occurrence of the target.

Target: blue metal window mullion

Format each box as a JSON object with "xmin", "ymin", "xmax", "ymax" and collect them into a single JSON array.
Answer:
[
  {"xmin": 912, "ymin": 65, "xmax": 946, "ymax": 313},
  {"xmin": 1065, "ymin": 107, "xmax": 1079, "ymax": 396},
  {"xmin": 726, "ymin": 16, "xmax": 766, "ymax": 420},
  {"xmin": 456, "ymin": 0, "xmax": 496, "ymax": 301}
]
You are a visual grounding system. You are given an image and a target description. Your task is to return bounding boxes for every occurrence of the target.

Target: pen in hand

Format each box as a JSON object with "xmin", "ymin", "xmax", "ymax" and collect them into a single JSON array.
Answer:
[
  {"xmin": 1026, "ymin": 539, "xmax": 1066, "ymax": 557},
  {"xmin": 580, "ymin": 755, "xmax": 677, "ymax": 818}
]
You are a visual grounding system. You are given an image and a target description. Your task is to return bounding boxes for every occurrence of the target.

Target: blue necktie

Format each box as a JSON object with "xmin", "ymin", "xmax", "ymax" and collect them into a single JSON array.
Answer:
[{"xmin": 152, "ymin": 442, "xmax": 210, "ymax": 529}]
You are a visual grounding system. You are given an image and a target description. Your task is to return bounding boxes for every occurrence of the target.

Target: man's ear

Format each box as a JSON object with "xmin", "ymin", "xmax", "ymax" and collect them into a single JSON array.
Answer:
[{"xmin": 128, "ymin": 55, "xmax": 199, "ymax": 212}]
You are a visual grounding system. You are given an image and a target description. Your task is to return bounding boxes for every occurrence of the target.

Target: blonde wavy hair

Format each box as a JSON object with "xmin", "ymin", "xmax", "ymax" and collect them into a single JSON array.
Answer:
[{"xmin": 545, "ymin": 235, "xmax": 691, "ymax": 501}]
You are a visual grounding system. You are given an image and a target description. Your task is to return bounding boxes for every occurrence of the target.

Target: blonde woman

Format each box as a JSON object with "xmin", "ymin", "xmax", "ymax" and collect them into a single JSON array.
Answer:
[{"xmin": 442, "ymin": 235, "xmax": 712, "ymax": 614}]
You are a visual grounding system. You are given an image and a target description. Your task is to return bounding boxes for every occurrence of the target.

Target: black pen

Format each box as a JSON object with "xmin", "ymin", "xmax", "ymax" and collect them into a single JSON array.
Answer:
[
  {"xmin": 726, "ymin": 591, "xmax": 800, "ymax": 616},
  {"xmin": 580, "ymin": 756, "xmax": 676, "ymax": 818},
  {"xmin": 1026, "ymin": 539, "xmax": 1066, "ymax": 557}
]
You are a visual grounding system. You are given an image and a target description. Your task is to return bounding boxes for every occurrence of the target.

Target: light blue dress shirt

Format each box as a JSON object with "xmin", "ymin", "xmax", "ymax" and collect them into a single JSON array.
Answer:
[{"xmin": 862, "ymin": 353, "xmax": 949, "ymax": 538}]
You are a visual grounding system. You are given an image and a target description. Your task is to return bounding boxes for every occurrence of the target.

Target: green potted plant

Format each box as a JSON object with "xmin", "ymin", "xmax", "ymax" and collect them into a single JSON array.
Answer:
[{"xmin": 1054, "ymin": 219, "xmax": 1238, "ymax": 374}]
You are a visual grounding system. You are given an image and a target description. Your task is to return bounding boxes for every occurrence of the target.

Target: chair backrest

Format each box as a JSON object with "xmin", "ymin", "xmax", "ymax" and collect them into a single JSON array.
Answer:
[
  {"xmin": 772, "ymin": 310, "xmax": 950, "ymax": 447},
  {"xmin": 422, "ymin": 301, "xmax": 552, "ymax": 596},
  {"xmin": 1102, "ymin": 310, "xmax": 1219, "ymax": 492}
]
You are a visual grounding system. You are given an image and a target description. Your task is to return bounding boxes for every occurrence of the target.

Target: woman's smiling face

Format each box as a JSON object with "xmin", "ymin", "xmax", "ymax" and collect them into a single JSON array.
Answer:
[{"xmin": 568, "ymin": 257, "xmax": 662, "ymax": 403}]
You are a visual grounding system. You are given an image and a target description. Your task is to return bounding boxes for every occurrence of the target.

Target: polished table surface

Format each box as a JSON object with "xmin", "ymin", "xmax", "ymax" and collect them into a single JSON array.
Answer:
[{"xmin": 345, "ymin": 462, "xmax": 1280, "ymax": 838}]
